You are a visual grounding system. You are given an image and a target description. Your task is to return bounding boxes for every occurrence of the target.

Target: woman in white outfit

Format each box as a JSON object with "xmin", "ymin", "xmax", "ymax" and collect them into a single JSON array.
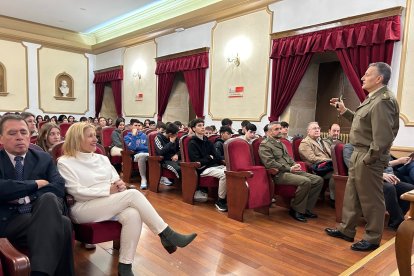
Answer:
[{"xmin": 57, "ymin": 123, "xmax": 196, "ymax": 276}]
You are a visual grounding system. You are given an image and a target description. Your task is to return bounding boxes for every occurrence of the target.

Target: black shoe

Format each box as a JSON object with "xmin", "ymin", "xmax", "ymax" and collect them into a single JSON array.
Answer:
[
  {"xmin": 324, "ymin": 228, "xmax": 354, "ymax": 242},
  {"xmin": 118, "ymin": 263, "xmax": 134, "ymax": 276},
  {"xmin": 215, "ymin": 198, "xmax": 228, "ymax": 212},
  {"xmin": 159, "ymin": 226, "xmax": 197, "ymax": 254},
  {"xmin": 351, "ymin": 240, "xmax": 379, "ymax": 251},
  {"xmin": 304, "ymin": 210, "xmax": 318, "ymax": 218},
  {"xmin": 329, "ymin": 199, "xmax": 335, "ymax": 209},
  {"xmin": 289, "ymin": 208, "xmax": 307, "ymax": 222}
]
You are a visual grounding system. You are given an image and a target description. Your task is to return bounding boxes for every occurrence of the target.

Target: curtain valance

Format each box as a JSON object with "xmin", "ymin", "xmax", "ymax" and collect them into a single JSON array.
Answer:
[
  {"xmin": 93, "ymin": 68, "xmax": 123, "ymax": 83},
  {"xmin": 155, "ymin": 52, "xmax": 209, "ymax": 74}
]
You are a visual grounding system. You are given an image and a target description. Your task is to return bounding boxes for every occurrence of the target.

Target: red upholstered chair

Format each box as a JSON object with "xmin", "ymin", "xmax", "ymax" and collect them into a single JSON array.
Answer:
[
  {"xmin": 147, "ymin": 131, "xmax": 178, "ymax": 193},
  {"xmin": 0, "ymin": 238, "xmax": 30, "ymax": 276},
  {"xmin": 101, "ymin": 126, "xmax": 122, "ymax": 168},
  {"xmin": 58, "ymin": 122, "xmax": 72, "ymax": 139},
  {"xmin": 37, "ymin": 121, "xmax": 47, "ymax": 131},
  {"xmin": 29, "ymin": 135, "xmax": 38, "ymax": 144},
  {"xmin": 179, "ymin": 134, "xmax": 219, "ymax": 205},
  {"xmin": 292, "ymin": 136, "xmax": 303, "ymax": 162},
  {"xmin": 177, "ymin": 131, "xmax": 188, "ymax": 140},
  {"xmin": 208, "ymin": 134, "xmax": 219, "ymax": 143},
  {"xmin": 331, "ymin": 143, "xmax": 349, "ymax": 222},
  {"xmin": 231, "ymin": 133, "xmax": 241, "ymax": 138},
  {"xmin": 51, "ymin": 141, "xmax": 122, "ymax": 250},
  {"xmin": 224, "ymin": 138, "xmax": 273, "ymax": 221},
  {"xmin": 251, "ymin": 137, "xmax": 297, "ymax": 208}
]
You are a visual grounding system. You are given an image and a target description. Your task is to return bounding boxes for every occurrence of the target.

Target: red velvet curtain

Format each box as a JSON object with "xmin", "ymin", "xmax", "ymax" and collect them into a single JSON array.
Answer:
[
  {"xmin": 111, "ymin": 80, "xmax": 122, "ymax": 117},
  {"xmin": 94, "ymin": 83, "xmax": 106, "ymax": 118},
  {"xmin": 93, "ymin": 67, "xmax": 123, "ymax": 118},
  {"xmin": 183, "ymin": 68, "xmax": 206, "ymax": 118},
  {"xmin": 269, "ymin": 15, "xmax": 400, "ymax": 120},
  {"xmin": 156, "ymin": 52, "xmax": 209, "ymax": 120},
  {"xmin": 157, "ymin": 72, "xmax": 176, "ymax": 121}
]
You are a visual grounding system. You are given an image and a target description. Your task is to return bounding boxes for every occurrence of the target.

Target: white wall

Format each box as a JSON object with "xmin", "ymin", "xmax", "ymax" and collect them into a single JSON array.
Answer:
[{"xmin": 95, "ymin": 48, "xmax": 125, "ymax": 70}]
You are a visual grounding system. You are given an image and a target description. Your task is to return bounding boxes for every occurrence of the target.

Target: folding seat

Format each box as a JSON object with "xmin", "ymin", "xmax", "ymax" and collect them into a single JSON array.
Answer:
[
  {"xmin": 147, "ymin": 131, "xmax": 179, "ymax": 193},
  {"xmin": 101, "ymin": 126, "xmax": 122, "ymax": 168},
  {"xmin": 0, "ymin": 238, "xmax": 30, "ymax": 276},
  {"xmin": 224, "ymin": 138, "xmax": 273, "ymax": 221},
  {"xmin": 331, "ymin": 143, "xmax": 348, "ymax": 222},
  {"xmin": 179, "ymin": 134, "xmax": 219, "ymax": 204},
  {"xmin": 251, "ymin": 137, "xmax": 297, "ymax": 208},
  {"xmin": 50, "ymin": 141, "xmax": 122, "ymax": 250}
]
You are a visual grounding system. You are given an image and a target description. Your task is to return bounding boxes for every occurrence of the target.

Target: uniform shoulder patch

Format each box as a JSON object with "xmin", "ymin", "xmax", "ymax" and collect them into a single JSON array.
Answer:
[{"xmin": 382, "ymin": 92, "xmax": 390, "ymax": 100}]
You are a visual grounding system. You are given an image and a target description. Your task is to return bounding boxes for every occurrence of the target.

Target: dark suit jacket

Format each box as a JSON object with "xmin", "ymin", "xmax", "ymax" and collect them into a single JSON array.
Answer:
[{"xmin": 0, "ymin": 148, "xmax": 65, "ymax": 235}]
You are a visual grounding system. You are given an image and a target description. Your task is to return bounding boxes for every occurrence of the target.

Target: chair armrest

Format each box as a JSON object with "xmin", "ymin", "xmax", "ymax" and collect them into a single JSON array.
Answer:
[
  {"xmin": 180, "ymin": 162, "xmax": 201, "ymax": 169},
  {"xmin": 401, "ymin": 192, "xmax": 414, "ymax": 219},
  {"xmin": 266, "ymin": 168, "xmax": 279, "ymax": 175},
  {"xmin": 121, "ymin": 149, "xmax": 135, "ymax": 156},
  {"xmin": 225, "ymin": 171, "xmax": 253, "ymax": 179},
  {"xmin": 0, "ymin": 238, "xmax": 30, "ymax": 276},
  {"xmin": 148, "ymin": 156, "xmax": 163, "ymax": 162},
  {"xmin": 65, "ymin": 194, "xmax": 75, "ymax": 207}
]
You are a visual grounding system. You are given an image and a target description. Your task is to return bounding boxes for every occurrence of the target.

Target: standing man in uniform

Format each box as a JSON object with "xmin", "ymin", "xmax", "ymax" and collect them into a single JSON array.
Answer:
[
  {"xmin": 259, "ymin": 121, "xmax": 323, "ymax": 222},
  {"xmin": 325, "ymin": 62, "xmax": 400, "ymax": 251}
]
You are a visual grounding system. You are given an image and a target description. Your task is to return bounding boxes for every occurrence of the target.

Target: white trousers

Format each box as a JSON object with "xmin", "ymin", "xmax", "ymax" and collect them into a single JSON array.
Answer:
[
  {"xmin": 200, "ymin": 165, "xmax": 227, "ymax": 199},
  {"xmin": 110, "ymin": 146, "xmax": 122, "ymax": 156},
  {"xmin": 134, "ymin": 152, "xmax": 149, "ymax": 180},
  {"xmin": 70, "ymin": 189, "xmax": 167, "ymax": 264}
]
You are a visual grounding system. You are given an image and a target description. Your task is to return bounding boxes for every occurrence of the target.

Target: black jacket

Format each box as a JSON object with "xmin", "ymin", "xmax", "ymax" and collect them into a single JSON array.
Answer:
[
  {"xmin": 188, "ymin": 135, "xmax": 222, "ymax": 172},
  {"xmin": 0, "ymin": 149, "xmax": 65, "ymax": 235},
  {"xmin": 214, "ymin": 138, "xmax": 225, "ymax": 160},
  {"xmin": 155, "ymin": 133, "xmax": 180, "ymax": 161}
]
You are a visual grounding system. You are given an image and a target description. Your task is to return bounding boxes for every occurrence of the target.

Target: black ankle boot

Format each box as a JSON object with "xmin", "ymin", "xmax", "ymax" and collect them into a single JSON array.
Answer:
[
  {"xmin": 118, "ymin": 263, "xmax": 134, "ymax": 276},
  {"xmin": 159, "ymin": 226, "xmax": 197, "ymax": 254}
]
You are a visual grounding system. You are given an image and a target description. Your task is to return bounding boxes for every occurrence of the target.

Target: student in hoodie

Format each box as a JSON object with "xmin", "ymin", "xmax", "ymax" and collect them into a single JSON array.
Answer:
[
  {"xmin": 155, "ymin": 122, "xmax": 181, "ymax": 181},
  {"xmin": 188, "ymin": 118, "xmax": 228, "ymax": 212},
  {"xmin": 214, "ymin": 126, "xmax": 233, "ymax": 160},
  {"xmin": 124, "ymin": 119, "xmax": 149, "ymax": 189}
]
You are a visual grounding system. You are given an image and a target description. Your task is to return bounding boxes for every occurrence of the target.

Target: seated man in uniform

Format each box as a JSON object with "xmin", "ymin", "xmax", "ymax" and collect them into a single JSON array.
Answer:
[
  {"xmin": 299, "ymin": 122, "xmax": 335, "ymax": 206},
  {"xmin": 0, "ymin": 114, "xmax": 74, "ymax": 276},
  {"xmin": 259, "ymin": 121, "xmax": 323, "ymax": 222}
]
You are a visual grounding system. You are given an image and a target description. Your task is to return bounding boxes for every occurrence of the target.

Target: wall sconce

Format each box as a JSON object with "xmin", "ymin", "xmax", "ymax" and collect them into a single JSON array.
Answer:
[
  {"xmin": 132, "ymin": 71, "xmax": 141, "ymax": 79},
  {"xmin": 227, "ymin": 53, "xmax": 240, "ymax": 67}
]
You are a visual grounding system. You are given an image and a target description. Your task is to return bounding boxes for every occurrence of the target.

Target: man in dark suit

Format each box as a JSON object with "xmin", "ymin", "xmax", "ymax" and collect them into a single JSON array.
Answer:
[{"xmin": 0, "ymin": 114, "xmax": 74, "ymax": 276}]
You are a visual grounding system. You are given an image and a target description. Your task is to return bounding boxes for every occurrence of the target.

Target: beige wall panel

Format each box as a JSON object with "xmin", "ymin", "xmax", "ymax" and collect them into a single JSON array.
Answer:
[
  {"xmin": 0, "ymin": 40, "xmax": 27, "ymax": 111},
  {"xmin": 398, "ymin": 0, "xmax": 414, "ymax": 126},
  {"xmin": 209, "ymin": 9, "xmax": 271, "ymax": 121},
  {"xmin": 123, "ymin": 41, "xmax": 157, "ymax": 117},
  {"xmin": 38, "ymin": 47, "xmax": 88, "ymax": 114}
]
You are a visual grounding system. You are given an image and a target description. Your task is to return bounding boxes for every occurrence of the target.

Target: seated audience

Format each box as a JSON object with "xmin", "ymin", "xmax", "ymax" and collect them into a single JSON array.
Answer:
[
  {"xmin": 155, "ymin": 123, "xmax": 181, "ymax": 185},
  {"xmin": 188, "ymin": 119, "xmax": 227, "ymax": 211},
  {"xmin": 280, "ymin": 121, "xmax": 293, "ymax": 142},
  {"xmin": 20, "ymin": 112, "xmax": 38, "ymax": 137},
  {"xmin": 237, "ymin": 120, "xmax": 250, "ymax": 135},
  {"xmin": 50, "ymin": 115, "xmax": 58, "ymax": 124},
  {"xmin": 67, "ymin": 115, "xmax": 75, "ymax": 123},
  {"xmin": 395, "ymin": 153, "xmax": 414, "ymax": 184},
  {"xmin": 144, "ymin": 119, "xmax": 151, "ymax": 128},
  {"xmin": 259, "ymin": 121, "xmax": 323, "ymax": 222},
  {"xmin": 204, "ymin": 126, "xmax": 214, "ymax": 137},
  {"xmin": 57, "ymin": 122, "xmax": 196, "ymax": 276},
  {"xmin": 263, "ymin": 124, "xmax": 270, "ymax": 138},
  {"xmin": 35, "ymin": 115, "xmax": 43, "ymax": 128},
  {"xmin": 79, "ymin": 116, "xmax": 88, "ymax": 122},
  {"xmin": 0, "ymin": 114, "xmax": 74, "ymax": 276},
  {"xmin": 58, "ymin": 114, "xmax": 67, "ymax": 123},
  {"xmin": 214, "ymin": 126, "xmax": 233, "ymax": 160},
  {"xmin": 210, "ymin": 125, "xmax": 217, "ymax": 134},
  {"xmin": 37, "ymin": 122, "xmax": 61, "ymax": 152},
  {"xmin": 107, "ymin": 117, "xmax": 113, "ymax": 126},
  {"xmin": 124, "ymin": 119, "xmax": 149, "ymax": 189},
  {"xmin": 324, "ymin": 123, "xmax": 341, "ymax": 147},
  {"xmin": 95, "ymin": 125, "xmax": 103, "ymax": 145},
  {"xmin": 242, "ymin": 123, "xmax": 257, "ymax": 144},
  {"xmin": 98, "ymin": 117, "xmax": 107, "ymax": 128},
  {"xmin": 299, "ymin": 122, "xmax": 335, "ymax": 204},
  {"xmin": 149, "ymin": 120, "xmax": 157, "ymax": 129},
  {"xmin": 43, "ymin": 114, "xmax": 50, "ymax": 122},
  {"xmin": 110, "ymin": 118, "xmax": 125, "ymax": 157},
  {"xmin": 155, "ymin": 122, "xmax": 171, "ymax": 185},
  {"xmin": 173, "ymin": 121, "xmax": 184, "ymax": 130},
  {"xmin": 343, "ymin": 144, "xmax": 413, "ymax": 230}
]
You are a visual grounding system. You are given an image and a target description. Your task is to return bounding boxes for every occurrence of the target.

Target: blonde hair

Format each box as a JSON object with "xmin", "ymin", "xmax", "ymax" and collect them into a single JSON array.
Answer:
[
  {"xmin": 37, "ymin": 122, "xmax": 60, "ymax": 151},
  {"xmin": 63, "ymin": 122, "xmax": 95, "ymax": 157}
]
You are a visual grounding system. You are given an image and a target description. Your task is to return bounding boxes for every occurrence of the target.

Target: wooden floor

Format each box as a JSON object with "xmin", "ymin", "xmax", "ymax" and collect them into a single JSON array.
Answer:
[{"xmin": 73, "ymin": 186, "xmax": 397, "ymax": 276}]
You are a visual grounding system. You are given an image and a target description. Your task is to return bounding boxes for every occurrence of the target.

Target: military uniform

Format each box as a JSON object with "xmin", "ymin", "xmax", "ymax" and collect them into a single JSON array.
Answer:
[
  {"xmin": 338, "ymin": 86, "xmax": 399, "ymax": 244},
  {"xmin": 259, "ymin": 136, "xmax": 323, "ymax": 213}
]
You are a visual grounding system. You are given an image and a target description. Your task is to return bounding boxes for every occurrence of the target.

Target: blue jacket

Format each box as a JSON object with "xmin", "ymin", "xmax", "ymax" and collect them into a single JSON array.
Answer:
[{"xmin": 124, "ymin": 131, "xmax": 148, "ymax": 153}]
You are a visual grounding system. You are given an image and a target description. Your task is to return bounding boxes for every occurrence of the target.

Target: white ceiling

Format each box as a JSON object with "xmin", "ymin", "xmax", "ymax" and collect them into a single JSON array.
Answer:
[{"xmin": 0, "ymin": 0, "xmax": 159, "ymax": 33}]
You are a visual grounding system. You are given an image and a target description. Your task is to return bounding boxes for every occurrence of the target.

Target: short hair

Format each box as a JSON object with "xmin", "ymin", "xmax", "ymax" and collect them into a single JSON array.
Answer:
[
  {"xmin": 241, "ymin": 120, "xmax": 250, "ymax": 127},
  {"xmin": 369, "ymin": 62, "xmax": 392, "ymax": 85},
  {"xmin": 149, "ymin": 120, "xmax": 156, "ymax": 125},
  {"xmin": 219, "ymin": 126, "xmax": 233, "ymax": 135},
  {"xmin": 245, "ymin": 123, "xmax": 257, "ymax": 132},
  {"xmin": 190, "ymin": 118, "xmax": 204, "ymax": 128},
  {"xmin": 210, "ymin": 125, "xmax": 217, "ymax": 132},
  {"xmin": 173, "ymin": 121, "xmax": 182, "ymax": 127},
  {"xmin": 307, "ymin": 121, "xmax": 319, "ymax": 131},
  {"xmin": 221, "ymin": 118, "xmax": 232, "ymax": 126},
  {"xmin": 37, "ymin": 123, "xmax": 60, "ymax": 151},
  {"xmin": 166, "ymin": 123, "xmax": 179, "ymax": 135},
  {"xmin": 280, "ymin": 121, "xmax": 289, "ymax": 128},
  {"xmin": 115, "ymin": 117, "xmax": 125, "ymax": 128},
  {"xmin": 205, "ymin": 126, "xmax": 213, "ymax": 132},
  {"xmin": 79, "ymin": 116, "xmax": 88, "ymax": 122},
  {"xmin": 57, "ymin": 114, "xmax": 67, "ymax": 122},
  {"xmin": 268, "ymin": 121, "xmax": 281, "ymax": 129},
  {"xmin": 329, "ymin": 123, "xmax": 340, "ymax": 130},
  {"xmin": 157, "ymin": 121, "xmax": 167, "ymax": 130},
  {"xmin": 63, "ymin": 122, "xmax": 95, "ymax": 157},
  {"xmin": 20, "ymin": 112, "xmax": 35, "ymax": 120},
  {"xmin": 130, "ymin": 119, "xmax": 140, "ymax": 125},
  {"xmin": 263, "ymin": 124, "xmax": 269, "ymax": 133},
  {"xmin": 0, "ymin": 114, "xmax": 27, "ymax": 135}
]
